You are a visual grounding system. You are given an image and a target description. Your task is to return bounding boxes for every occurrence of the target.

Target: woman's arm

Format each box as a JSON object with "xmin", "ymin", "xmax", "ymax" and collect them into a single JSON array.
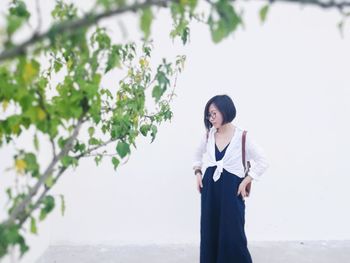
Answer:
[
  {"xmin": 246, "ymin": 133, "xmax": 269, "ymax": 181},
  {"xmin": 192, "ymin": 131, "xmax": 208, "ymax": 174}
]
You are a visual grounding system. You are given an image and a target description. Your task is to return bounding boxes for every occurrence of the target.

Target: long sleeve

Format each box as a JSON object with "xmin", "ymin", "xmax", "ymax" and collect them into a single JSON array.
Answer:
[
  {"xmin": 192, "ymin": 131, "xmax": 208, "ymax": 171},
  {"xmin": 246, "ymin": 133, "xmax": 269, "ymax": 181}
]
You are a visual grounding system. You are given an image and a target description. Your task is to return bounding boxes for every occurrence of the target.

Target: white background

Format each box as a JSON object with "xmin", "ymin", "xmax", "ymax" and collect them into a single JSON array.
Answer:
[{"xmin": 1, "ymin": 0, "xmax": 350, "ymax": 262}]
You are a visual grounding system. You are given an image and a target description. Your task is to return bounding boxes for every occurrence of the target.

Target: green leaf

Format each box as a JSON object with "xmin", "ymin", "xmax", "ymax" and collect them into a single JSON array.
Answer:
[
  {"xmin": 30, "ymin": 217, "xmax": 37, "ymax": 234},
  {"xmin": 105, "ymin": 45, "xmax": 122, "ymax": 73},
  {"xmin": 7, "ymin": 14, "xmax": 24, "ymax": 36},
  {"xmin": 209, "ymin": 0, "xmax": 242, "ymax": 43},
  {"xmin": 44, "ymin": 174, "xmax": 54, "ymax": 188},
  {"xmin": 140, "ymin": 7, "xmax": 154, "ymax": 39},
  {"xmin": 188, "ymin": 0, "xmax": 198, "ymax": 12},
  {"xmin": 101, "ymin": 88, "xmax": 113, "ymax": 99},
  {"xmin": 58, "ymin": 137, "xmax": 68, "ymax": 149},
  {"xmin": 7, "ymin": 0, "xmax": 30, "ymax": 36},
  {"xmin": 112, "ymin": 156, "xmax": 120, "ymax": 170},
  {"xmin": 150, "ymin": 125, "xmax": 157, "ymax": 143},
  {"xmin": 17, "ymin": 234, "xmax": 29, "ymax": 257},
  {"xmin": 337, "ymin": 20, "xmax": 344, "ymax": 38},
  {"xmin": 39, "ymin": 195, "xmax": 55, "ymax": 221},
  {"xmin": 152, "ymin": 68, "xmax": 170, "ymax": 102},
  {"xmin": 10, "ymin": 1, "xmax": 30, "ymax": 18},
  {"xmin": 91, "ymin": 27, "xmax": 111, "ymax": 49},
  {"xmin": 152, "ymin": 85, "xmax": 164, "ymax": 102},
  {"xmin": 181, "ymin": 26, "xmax": 190, "ymax": 45},
  {"xmin": 51, "ymin": 1, "xmax": 78, "ymax": 21},
  {"xmin": 116, "ymin": 141, "xmax": 130, "ymax": 158},
  {"xmin": 23, "ymin": 153, "xmax": 39, "ymax": 177},
  {"xmin": 97, "ymin": 0, "xmax": 113, "ymax": 9},
  {"xmin": 163, "ymin": 108, "xmax": 173, "ymax": 121},
  {"xmin": 259, "ymin": 5, "xmax": 269, "ymax": 24},
  {"xmin": 0, "ymin": 223, "xmax": 29, "ymax": 257},
  {"xmin": 94, "ymin": 154, "xmax": 103, "ymax": 166},
  {"xmin": 170, "ymin": 18, "xmax": 190, "ymax": 45},
  {"xmin": 33, "ymin": 133, "xmax": 39, "ymax": 151},
  {"xmin": 88, "ymin": 137, "xmax": 100, "ymax": 145},
  {"xmin": 140, "ymin": 124, "xmax": 150, "ymax": 136},
  {"xmin": 54, "ymin": 60, "xmax": 63, "ymax": 73},
  {"xmin": 88, "ymin": 126, "xmax": 95, "ymax": 137},
  {"xmin": 73, "ymin": 142, "xmax": 86, "ymax": 152},
  {"xmin": 59, "ymin": 194, "xmax": 65, "ymax": 216},
  {"xmin": 39, "ymin": 210, "xmax": 47, "ymax": 221},
  {"xmin": 61, "ymin": 155, "xmax": 77, "ymax": 167},
  {"xmin": 6, "ymin": 188, "xmax": 12, "ymax": 199},
  {"xmin": 3, "ymin": 224, "xmax": 20, "ymax": 243}
]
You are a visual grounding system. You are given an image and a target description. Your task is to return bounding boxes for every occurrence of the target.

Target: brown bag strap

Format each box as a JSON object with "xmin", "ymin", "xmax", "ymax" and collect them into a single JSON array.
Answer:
[
  {"xmin": 242, "ymin": 130, "xmax": 247, "ymax": 171},
  {"xmin": 242, "ymin": 130, "xmax": 251, "ymax": 174},
  {"xmin": 242, "ymin": 130, "xmax": 252, "ymax": 196}
]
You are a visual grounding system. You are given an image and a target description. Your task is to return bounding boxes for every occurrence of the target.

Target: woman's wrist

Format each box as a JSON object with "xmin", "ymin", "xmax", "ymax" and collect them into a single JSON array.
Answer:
[
  {"xmin": 194, "ymin": 168, "xmax": 202, "ymax": 176},
  {"xmin": 244, "ymin": 174, "xmax": 253, "ymax": 182}
]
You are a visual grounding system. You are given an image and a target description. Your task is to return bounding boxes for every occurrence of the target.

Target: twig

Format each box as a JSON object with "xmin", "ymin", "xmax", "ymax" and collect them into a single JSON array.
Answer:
[
  {"xmin": 2, "ymin": 115, "xmax": 86, "ymax": 226},
  {"xmin": 0, "ymin": 0, "xmax": 174, "ymax": 62}
]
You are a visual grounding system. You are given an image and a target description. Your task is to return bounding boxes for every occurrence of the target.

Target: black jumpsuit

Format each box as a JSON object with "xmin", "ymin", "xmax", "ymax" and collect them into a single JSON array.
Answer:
[{"xmin": 200, "ymin": 142, "xmax": 253, "ymax": 263}]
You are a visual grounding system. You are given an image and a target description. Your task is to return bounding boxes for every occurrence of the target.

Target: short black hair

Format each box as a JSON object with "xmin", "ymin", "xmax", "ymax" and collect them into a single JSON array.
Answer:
[{"xmin": 203, "ymin": 94, "xmax": 237, "ymax": 130}]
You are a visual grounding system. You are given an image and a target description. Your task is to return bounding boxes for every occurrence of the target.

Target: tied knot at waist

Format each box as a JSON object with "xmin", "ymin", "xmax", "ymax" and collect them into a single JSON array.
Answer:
[{"xmin": 213, "ymin": 159, "xmax": 224, "ymax": 182}]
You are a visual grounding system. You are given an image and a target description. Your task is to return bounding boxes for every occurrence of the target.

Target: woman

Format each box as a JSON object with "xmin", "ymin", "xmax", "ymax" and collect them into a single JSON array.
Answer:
[{"xmin": 193, "ymin": 94, "xmax": 269, "ymax": 263}]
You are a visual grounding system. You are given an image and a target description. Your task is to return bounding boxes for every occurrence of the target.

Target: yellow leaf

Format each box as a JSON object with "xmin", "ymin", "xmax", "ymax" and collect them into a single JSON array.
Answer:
[
  {"xmin": 11, "ymin": 123, "xmax": 20, "ymax": 134},
  {"xmin": 133, "ymin": 116, "xmax": 139, "ymax": 125},
  {"xmin": 2, "ymin": 100, "xmax": 9, "ymax": 112},
  {"xmin": 180, "ymin": 0, "xmax": 188, "ymax": 5},
  {"xmin": 15, "ymin": 159, "xmax": 27, "ymax": 174},
  {"xmin": 117, "ymin": 92, "xmax": 127, "ymax": 101},
  {"xmin": 139, "ymin": 58, "xmax": 149, "ymax": 68},
  {"xmin": 23, "ymin": 61, "xmax": 38, "ymax": 84},
  {"xmin": 67, "ymin": 59, "xmax": 73, "ymax": 70},
  {"xmin": 37, "ymin": 107, "xmax": 46, "ymax": 120},
  {"xmin": 135, "ymin": 72, "xmax": 142, "ymax": 83}
]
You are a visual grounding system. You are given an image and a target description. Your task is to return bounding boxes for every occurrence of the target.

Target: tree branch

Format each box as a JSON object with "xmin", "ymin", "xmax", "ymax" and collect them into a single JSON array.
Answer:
[
  {"xmin": 267, "ymin": 0, "xmax": 350, "ymax": 11},
  {"xmin": 17, "ymin": 135, "xmax": 130, "ymax": 228},
  {"xmin": 35, "ymin": 0, "xmax": 43, "ymax": 34},
  {"xmin": 1, "ymin": 116, "xmax": 86, "ymax": 227},
  {"xmin": 72, "ymin": 138, "xmax": 117, "ymax": 159},
  {"xmin": 17, "ymin": 165, "xmax": 68, "ymax": 227},
  {"xmin": 1, "ymin": 0, "xmax": 349, "ymax": 63},
  {"xmin": 0, "ymin": 0, "xmax": 174, "ymax": 62}
]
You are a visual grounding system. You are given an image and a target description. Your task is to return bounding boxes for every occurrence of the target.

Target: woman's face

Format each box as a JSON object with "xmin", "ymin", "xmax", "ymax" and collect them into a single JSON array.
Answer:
[{"xmin": 207, "ymin": 103, "xmax": 223, "ymax": 129}]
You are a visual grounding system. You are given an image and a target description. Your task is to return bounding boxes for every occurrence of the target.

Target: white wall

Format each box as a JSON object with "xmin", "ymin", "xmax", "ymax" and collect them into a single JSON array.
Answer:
[{"xmin": 1, "ymin": 1, "xmax": 350, "ymax": 262}]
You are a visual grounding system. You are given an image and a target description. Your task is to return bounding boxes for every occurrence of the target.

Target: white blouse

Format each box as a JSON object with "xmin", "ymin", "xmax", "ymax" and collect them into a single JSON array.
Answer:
[{"xmin": 192, "ymin": 125, "xmax": 269, "ymax": 182}]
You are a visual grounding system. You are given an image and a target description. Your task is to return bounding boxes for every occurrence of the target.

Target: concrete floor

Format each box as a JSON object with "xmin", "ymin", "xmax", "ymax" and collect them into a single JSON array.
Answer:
[{"xmin": 36, "ymin": 240, "xmax": 350, "ymax": 263}]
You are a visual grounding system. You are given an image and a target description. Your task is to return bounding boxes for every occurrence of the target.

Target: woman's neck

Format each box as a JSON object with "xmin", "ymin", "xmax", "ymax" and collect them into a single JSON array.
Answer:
[{"xmin": 217, "ymin": 122, "xmax": 234, "ymax": 133}]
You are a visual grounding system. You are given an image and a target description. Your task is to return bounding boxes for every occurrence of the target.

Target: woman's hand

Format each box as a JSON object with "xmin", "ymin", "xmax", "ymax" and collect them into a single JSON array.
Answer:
[
  {"xmin": 196, "ymin": 172, "xmax": 203, "ymax": 194},
  {"xmin": 237, "ymin": 175, "xmax": 253, "ymax": 199}
]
